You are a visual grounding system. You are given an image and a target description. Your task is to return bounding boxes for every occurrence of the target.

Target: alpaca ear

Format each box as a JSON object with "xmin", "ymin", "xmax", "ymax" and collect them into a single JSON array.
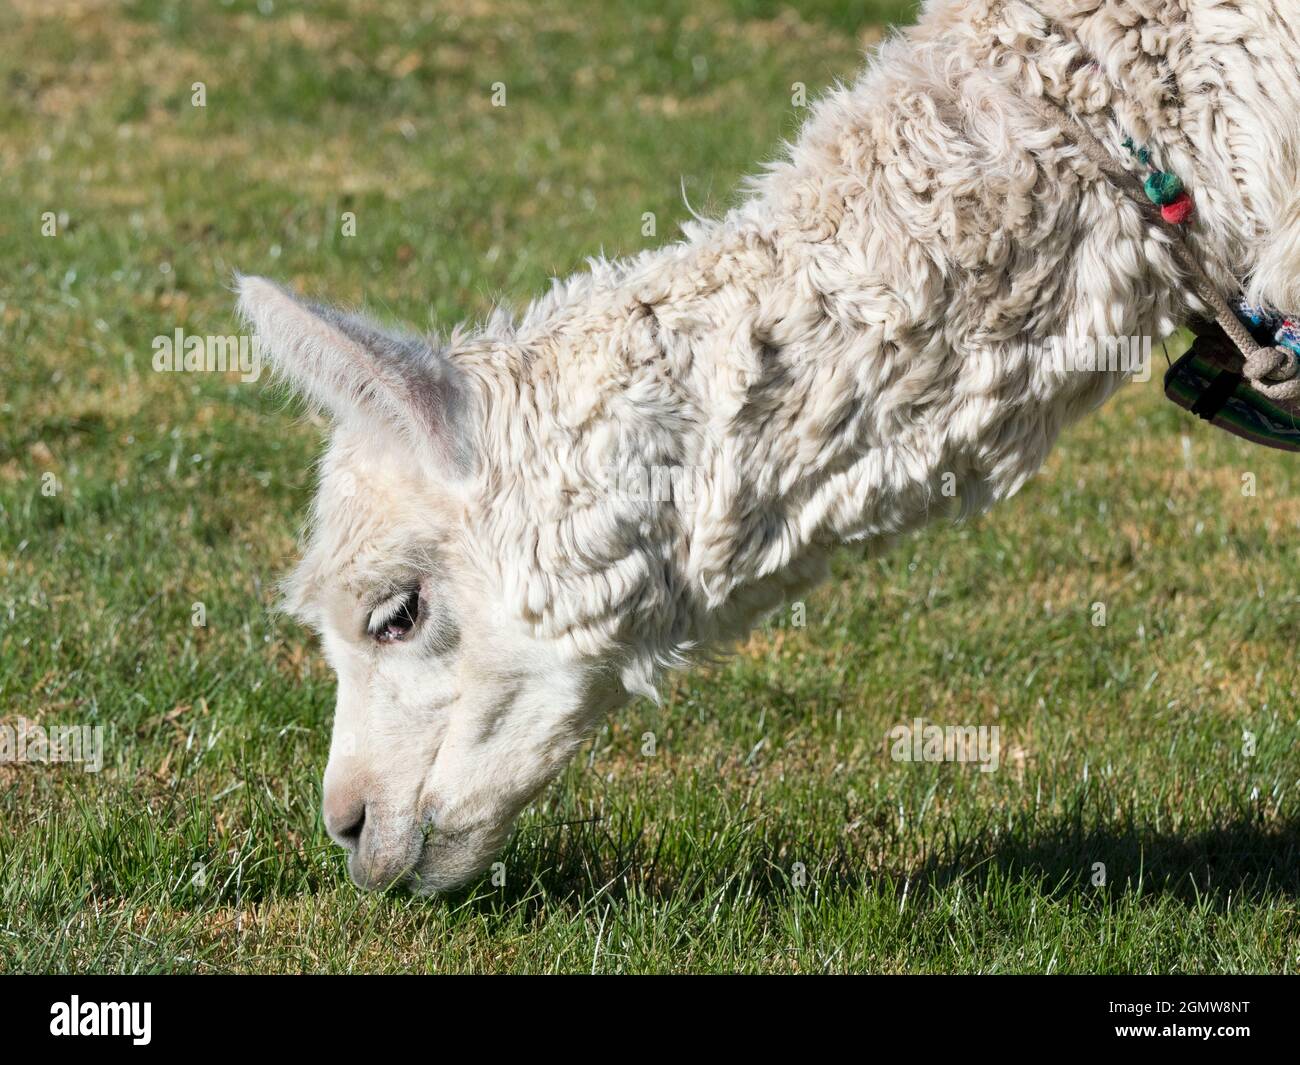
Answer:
[{"xmin": 236, "ymin": 274, "xmax": 474, "ymax": 473}]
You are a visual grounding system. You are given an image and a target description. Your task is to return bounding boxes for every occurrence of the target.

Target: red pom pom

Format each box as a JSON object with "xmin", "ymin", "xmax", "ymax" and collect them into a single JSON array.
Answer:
[{"xmin": 1161, "ymin": 191, "xmax": 1194, "ymax": 224}]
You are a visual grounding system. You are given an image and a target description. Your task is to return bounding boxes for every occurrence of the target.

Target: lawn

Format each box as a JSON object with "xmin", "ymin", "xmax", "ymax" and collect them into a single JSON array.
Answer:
[{"xmin": 1, "ymin": 0, "xmax": 1297, "ymax": 974}]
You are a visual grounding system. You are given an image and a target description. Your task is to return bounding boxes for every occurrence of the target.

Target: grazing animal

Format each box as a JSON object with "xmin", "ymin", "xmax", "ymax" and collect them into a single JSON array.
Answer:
[{"xmin": 238, "ymin": 0, "xmax": 1300, "ymax": 893}]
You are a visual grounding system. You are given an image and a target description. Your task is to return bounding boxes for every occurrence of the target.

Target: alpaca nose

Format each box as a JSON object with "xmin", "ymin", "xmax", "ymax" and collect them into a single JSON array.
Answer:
[
  {"xmin": 323, "ymin": 790, "xmax": 422, "ymax": 891},
  {"xmin": 325, "ymin": 801, "xmax": 366, "ymax": 850}
]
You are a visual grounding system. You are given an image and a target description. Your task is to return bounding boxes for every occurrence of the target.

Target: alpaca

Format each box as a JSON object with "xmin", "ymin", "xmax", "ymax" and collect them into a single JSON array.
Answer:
[{"xmin": 237, "ymin": 0, "xmax": 1300, "ymax": 893}]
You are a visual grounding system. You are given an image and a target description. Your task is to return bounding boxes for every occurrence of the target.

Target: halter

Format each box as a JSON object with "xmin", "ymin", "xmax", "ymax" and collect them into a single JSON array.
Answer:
[{"xmin": 1023, "ymin": 86, "xmax": 1300, "ymax": 451}]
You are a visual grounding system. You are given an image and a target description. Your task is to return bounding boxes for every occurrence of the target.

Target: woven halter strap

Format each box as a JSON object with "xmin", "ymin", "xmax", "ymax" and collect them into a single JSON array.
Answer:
[{"xmin": 1023, "ymin": 94, "xmax": 1300, "ymax": 403}]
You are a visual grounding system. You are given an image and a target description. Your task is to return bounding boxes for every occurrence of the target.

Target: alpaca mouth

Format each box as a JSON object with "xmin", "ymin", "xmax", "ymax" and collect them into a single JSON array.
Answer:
[
  {"xmin": 399, "ymin": 811, "xmax": 441, "ymax": 887},
  {"xmin": 403, "ymin": 818, "xmax": 504, "ymax": 895}
]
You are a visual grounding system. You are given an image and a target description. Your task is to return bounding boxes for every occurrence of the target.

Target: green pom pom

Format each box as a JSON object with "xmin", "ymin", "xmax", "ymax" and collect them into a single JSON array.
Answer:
[{"xmin": 1144, "ymin": 170, "xmax": 1184, "ymax": 206}]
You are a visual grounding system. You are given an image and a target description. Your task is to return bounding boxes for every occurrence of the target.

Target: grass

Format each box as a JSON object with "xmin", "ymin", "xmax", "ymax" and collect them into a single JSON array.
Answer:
[{"xmin": 1, "ymin": 0, "xmax": 1297, "ymax": 974}]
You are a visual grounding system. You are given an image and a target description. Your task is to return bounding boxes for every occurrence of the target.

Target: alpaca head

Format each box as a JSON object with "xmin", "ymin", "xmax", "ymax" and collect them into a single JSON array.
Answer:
[{"xmin": 237, "ymin": 276, "xmax": 627, "ymax": 894}]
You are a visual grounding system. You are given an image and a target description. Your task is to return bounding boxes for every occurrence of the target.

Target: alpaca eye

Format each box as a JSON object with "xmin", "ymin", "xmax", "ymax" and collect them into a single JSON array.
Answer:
[{"xmin": 369, "ymin": 589, "xmax": 420, "ymax": 643}]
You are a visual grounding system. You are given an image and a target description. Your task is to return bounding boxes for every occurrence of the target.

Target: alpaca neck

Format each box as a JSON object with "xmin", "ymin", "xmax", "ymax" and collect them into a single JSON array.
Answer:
[
  {"xmin": 1011, "ymin": 0, "xmax": 1300, "ymax": 303},
  {"xmin": 493, "ymin": 0, "xmax": 1300, "ymax": 695}
]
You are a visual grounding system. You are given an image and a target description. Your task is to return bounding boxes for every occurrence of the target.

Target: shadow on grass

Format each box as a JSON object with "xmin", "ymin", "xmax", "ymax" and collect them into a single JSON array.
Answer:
[
  {"xmin": 447, "ymin": 811, "xmax": 1300, "ymax": 916},
  {"xmin": 913, "ymin": 814, "xmax": 1300, "ymax": 907}
]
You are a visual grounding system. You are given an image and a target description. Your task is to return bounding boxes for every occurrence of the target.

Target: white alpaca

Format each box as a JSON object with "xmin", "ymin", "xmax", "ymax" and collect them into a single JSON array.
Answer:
[{"xmin": 238, "ymin": 0, "xmax": 1300, "ymax": 892}]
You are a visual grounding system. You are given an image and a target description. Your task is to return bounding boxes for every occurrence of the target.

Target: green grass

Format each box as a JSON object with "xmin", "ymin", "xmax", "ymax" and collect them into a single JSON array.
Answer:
[{"xmin": 1, "ymin": 0, "xmax": 1297, "ymax": 974}]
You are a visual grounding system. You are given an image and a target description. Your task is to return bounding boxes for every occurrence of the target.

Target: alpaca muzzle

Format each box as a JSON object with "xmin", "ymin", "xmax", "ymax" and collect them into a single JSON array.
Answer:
[{"xmin": 325, "ymin": 797, "xmax": 425, "ymax": 892}]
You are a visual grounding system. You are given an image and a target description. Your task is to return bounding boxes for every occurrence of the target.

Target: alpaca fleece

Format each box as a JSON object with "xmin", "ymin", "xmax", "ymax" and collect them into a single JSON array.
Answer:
[{"xmin": 444, "ymin": 0, "xmax": 1300, "ymax": 695}]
